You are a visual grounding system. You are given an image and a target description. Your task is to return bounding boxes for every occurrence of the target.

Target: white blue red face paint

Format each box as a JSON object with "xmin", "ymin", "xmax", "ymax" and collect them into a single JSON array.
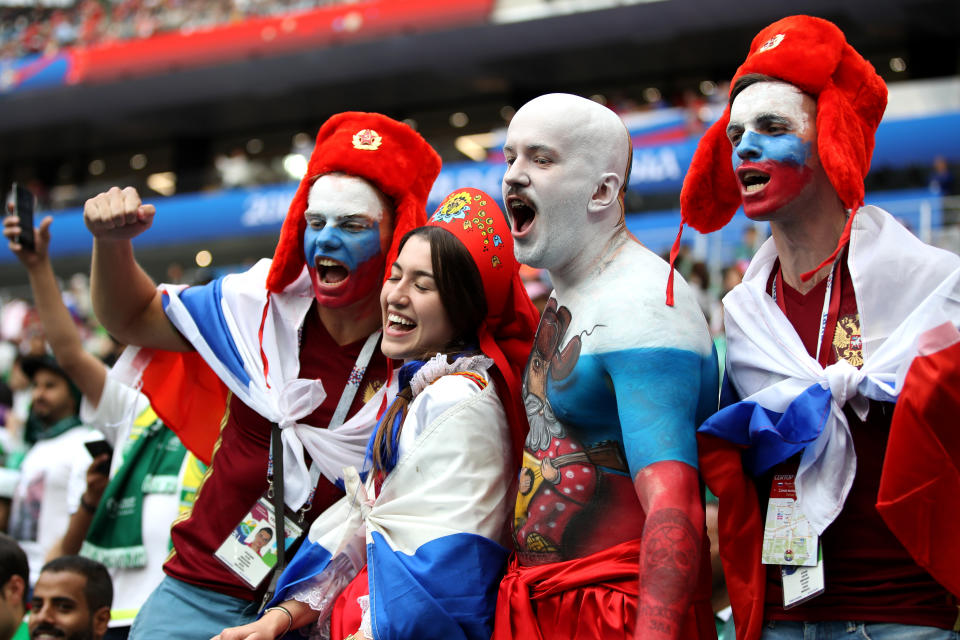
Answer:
[
  {"xmin": 303, "ymin": 174, "xmax": 388, "ymax": 309},
  {"xmin": 727, "ymin": 81, "xmax": 818, "ymax": 219}
]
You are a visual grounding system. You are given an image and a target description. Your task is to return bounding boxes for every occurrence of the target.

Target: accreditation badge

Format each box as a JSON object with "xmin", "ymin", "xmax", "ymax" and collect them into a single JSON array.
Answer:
[
  {"xmin": 761, "ymin": 474, "xmax": 818, "ymax": 567},
  {"xmin": 214, "ymin": 496, "xmax": 303, "ymax": 588}
]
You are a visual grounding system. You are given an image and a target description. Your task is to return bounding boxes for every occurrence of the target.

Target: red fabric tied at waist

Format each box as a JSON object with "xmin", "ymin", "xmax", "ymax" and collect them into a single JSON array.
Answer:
[{"xmin": 493, "ymin": 539, "xmax": 641, "ymax": 640}]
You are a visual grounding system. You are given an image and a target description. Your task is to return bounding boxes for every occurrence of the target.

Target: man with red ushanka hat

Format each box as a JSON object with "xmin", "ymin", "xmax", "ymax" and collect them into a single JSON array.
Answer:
[
  {"xmin": 678, "ymin": 16, "xmax": 960, "ymax": 640},
  {"xmin": 83, "ymin": 112, "xmax": 441, "ymax": 639}
]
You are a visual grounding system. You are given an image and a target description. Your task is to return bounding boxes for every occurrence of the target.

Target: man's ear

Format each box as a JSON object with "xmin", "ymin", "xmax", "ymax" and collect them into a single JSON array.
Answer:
[
  {"xmin": 92, "ymin": 606, "xmax": 110, "ymax": 638},
  {"xmin": 587, "ymin": 173, "xmax": 623, "ymax": 214},
  {"xmin": 2, "ymin": 575, "xmax": 24, "ymax": 610}
]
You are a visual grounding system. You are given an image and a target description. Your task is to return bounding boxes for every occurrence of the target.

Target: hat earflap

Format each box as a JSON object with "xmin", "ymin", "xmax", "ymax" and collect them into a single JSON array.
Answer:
[
  {"xmin": 669, "ymin": 108, "xmax": 742, "ymax": 304},
  {"xmin": 815, "ymin": 81, "xmax": 868, "ymax": 214},
  {"xmin": 679, "ymin": 107, "xmax": 742, "ymax": 234},
  {"xmin": 266, "ymin": 179, "xmax": 311, "ymax": 294}
]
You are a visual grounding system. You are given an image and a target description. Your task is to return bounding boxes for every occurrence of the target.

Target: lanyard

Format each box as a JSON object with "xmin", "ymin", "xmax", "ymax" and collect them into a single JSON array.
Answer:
[
  {"xmin": 772, "ymin": 257, "xmax": 843, "ymax": 368},
  {"xmin": 268, "ymin": 329, "xmax": 382, "ymax": 514}
]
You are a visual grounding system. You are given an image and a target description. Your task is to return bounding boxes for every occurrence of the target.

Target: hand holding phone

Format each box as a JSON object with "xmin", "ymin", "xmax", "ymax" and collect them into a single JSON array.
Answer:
[
  {"xmin": 84, "ymin": 439, "xmax": 113, "ymax": 476},
  {"xmin": 7, "ymin": 183, "xmax": 35, "ymax": 252}
]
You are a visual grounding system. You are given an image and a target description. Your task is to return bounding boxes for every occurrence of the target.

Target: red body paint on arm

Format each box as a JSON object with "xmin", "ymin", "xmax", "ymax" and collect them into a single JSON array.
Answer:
[{"xmin": 633, "ymin": 460, "xmax": 705, "ymax": 640}]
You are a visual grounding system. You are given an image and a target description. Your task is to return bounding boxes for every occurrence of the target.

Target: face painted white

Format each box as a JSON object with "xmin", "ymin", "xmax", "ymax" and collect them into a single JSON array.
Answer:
[
  {"xmin": 305, "ymin": 174, "xmax": 385, "ymax": 229},
  {"xmin": 727, "ymin": 82, "xmax": 821, "ymax": 220},
  {"xmin": 303, "ymin": 174, "xmax": 389, "ymax": 308},
  {"xmin": 502, "ymin": 95, "xmax": 606, "ymax": 270},
  {"xmin": 728, "ymin": 81, "xmax": 813, "ymax": 139}
]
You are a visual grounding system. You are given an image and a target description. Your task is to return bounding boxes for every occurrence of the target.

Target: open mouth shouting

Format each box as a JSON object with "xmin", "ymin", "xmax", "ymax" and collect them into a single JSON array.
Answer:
[
  {"xmin": 314, "ymin": 256, "xmax": 350, "ymax": 287},
  {"xmin": 737, "ymin": 166, "xmax": 771, "ymax": 195},
  {"xmin": 506, "ymin": 194, "xmax": 537, "ymax": 238},
  {"xmin": 735, "ymin": 160, "xmax": 813, "ymax": 219}
]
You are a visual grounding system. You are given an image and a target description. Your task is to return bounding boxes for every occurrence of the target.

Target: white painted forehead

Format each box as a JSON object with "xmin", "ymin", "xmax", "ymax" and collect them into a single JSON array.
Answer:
[
  {"xmin": 306, "ymin": 173, "xmax": 385, "ymax": 221},
  {"xmin": 729, "ymin": 81, "xmax": 816, "ymax": 132}
]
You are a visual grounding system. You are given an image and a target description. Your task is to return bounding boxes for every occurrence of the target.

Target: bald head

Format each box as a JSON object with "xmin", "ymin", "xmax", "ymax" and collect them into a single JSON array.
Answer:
[
  {"xmin": 511, "ymin": 93, "xmax": 631, "ymax": 185},
  {"xmin": 502, "ymin": 93, "xmax": 632, "ymax": 270}
]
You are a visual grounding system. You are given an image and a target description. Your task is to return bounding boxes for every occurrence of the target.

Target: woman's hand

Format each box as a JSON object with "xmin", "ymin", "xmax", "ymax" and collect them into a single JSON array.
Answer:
[{"xmin": 211, "ymin": 608, "xmax": 290, "ymax": 640}]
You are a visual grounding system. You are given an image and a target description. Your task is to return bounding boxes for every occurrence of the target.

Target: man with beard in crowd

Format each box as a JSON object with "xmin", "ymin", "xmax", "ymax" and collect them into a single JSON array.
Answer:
[
  {"xmin": 29, "ymin": 556, "xmax": 112, "ymax": 640},
  {"xmin": 9, "ymin": 356, "xmax": 99, "ymax": 586}
]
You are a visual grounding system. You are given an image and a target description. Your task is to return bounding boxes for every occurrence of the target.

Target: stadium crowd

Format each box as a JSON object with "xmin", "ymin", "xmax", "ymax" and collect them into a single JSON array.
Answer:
[{"xmin": 0, "ymin": 0, "xmax": 356, "ymax": 59}]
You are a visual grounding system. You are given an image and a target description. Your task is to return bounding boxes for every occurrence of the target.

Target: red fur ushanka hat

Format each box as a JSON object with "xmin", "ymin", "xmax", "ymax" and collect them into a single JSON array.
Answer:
[
  {"xmin": 668, "ymin": 15, "xmax": 887, "ymax": 303},
  {"xmin": 266, "ymin": 112, "xmax": 442, "ymax": 293}
]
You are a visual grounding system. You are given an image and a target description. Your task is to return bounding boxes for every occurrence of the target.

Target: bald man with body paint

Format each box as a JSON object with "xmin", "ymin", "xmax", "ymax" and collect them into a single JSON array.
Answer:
[{"xmin": 493, "ymin": 93, "xmax": 719, "ymax": 640}]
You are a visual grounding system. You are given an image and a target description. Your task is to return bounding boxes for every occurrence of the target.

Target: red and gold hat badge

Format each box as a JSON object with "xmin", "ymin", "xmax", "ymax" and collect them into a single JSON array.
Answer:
[{"xmin": 352, "ymin": 128, "xmax": 382, "ymax": 150}]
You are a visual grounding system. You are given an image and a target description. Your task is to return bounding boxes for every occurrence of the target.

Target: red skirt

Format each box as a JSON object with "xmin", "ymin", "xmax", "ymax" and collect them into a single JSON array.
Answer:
[
  {"xmin": 329, "ymin": 566, "xmax": 368, "ymax": 640},
  {"xmin": 494, "ymin": 538, "xmax": 714, "ymax": 639}
]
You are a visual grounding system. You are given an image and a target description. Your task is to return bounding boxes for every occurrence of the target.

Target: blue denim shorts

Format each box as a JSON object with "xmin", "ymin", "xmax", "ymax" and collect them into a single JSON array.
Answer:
[
  {"xmin": 130, "ymin": 575, "xmax": 260, "ymax": 640},
  {"xmin": 761, "ymin": 620, "xmax": 959, "ymax": 640}
]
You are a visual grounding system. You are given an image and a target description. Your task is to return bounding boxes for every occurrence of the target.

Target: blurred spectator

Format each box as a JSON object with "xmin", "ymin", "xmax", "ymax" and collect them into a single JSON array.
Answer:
[
  {"xmin": 4, "ymin": 207, "xmax": 199, "ymax": 636},
  {"xmin": 733, "ymin": 225, "xmax": 762, "ymax": 271},
  {"xmin": 10, "ymin": 354, "xmax": 98, "ymax": 584},
  {"xmin": 687, "ymin": 260, "xmax": 713, "ymax": 321},
  {"xmin": 518, "ymin": 264, "xmax": 549, "ymax": 314},
  {"xmin": 214, "ymin": 148, "xmax": 254, "ymax": 188},
  {"xmin": 705, "ymin": 494, "xmax": 734, "ymax": 640},
  {"xmin": 29, "ymin": 556, "xmax": 112, "ymax": 640},
  {"xmin": 929, "ymin": 155, "xmax": 954, "ymax": 196},
  {"xmin": 0, "ymin": 533, "xmax": 27, "ymax": 640}
]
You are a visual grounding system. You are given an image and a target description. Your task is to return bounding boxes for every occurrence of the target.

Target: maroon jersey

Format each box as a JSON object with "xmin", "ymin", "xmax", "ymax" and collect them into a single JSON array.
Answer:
[
  {"xmin": 164, "ymin": 307, "xmax": 389, "ymax": 600},
  {"xmin": 759, "ymin": 260, "xmax": 958, "ymax": 627}
]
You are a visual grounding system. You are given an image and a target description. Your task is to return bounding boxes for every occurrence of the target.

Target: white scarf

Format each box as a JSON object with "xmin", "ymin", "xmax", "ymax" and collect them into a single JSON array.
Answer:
[{"xmin": 724, "ymin": 206, "xmax": 960, "ymax": 534}]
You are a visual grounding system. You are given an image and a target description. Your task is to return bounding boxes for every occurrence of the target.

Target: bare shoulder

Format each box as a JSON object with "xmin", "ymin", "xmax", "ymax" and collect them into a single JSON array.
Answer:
[{"xmin": 567, "ymin": 242, "xmax": 712, "ymax": 355}]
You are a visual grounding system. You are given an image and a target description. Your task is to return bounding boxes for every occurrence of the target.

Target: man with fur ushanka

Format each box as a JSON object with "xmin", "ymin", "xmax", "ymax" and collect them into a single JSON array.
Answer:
[
  {"xmin": 83, "ymin": 113, "xmax": 441, "ymax": 639},
  {"xmin": 681, "ymin": 16, "xmax": 960, "ymax": 640}
]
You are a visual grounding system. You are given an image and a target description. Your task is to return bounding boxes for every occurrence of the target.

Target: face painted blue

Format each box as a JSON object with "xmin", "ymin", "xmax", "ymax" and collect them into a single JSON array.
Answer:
[
  {"xmin": 731, "ymin": 130, "xmax": 812, "ymax": 171},
  {"xmin": 303, "ymin": 214, "xmax": 382, "ymax": 272}
]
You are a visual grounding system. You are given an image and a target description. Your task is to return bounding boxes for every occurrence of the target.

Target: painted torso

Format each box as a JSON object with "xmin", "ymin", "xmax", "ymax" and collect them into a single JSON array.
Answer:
[{"xmin": 513, "ymin": 239, "xmax": 717, "ymax": 565}]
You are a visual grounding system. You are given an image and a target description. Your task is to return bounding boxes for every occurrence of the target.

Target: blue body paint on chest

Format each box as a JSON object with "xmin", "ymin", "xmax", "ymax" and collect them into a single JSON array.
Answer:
[{"xmin": 545, "ymin": 346, "xmax": 718, "ymax": 475}]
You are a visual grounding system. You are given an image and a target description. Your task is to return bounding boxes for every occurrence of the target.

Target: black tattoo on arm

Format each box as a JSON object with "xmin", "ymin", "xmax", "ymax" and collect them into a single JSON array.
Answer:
[{"xmin": 638, "ymin": 507, "xmax": 700, "ymax": 638}]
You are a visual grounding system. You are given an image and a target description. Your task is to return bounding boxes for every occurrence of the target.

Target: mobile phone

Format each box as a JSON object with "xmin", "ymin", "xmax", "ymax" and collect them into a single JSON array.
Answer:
[
  {"xmin": 8, "ymin": 183, "xmax": 35, "ymax": 251},
  {"xmin": 84, "ymin": 439, "xmax": 113, "ymax": 474}
]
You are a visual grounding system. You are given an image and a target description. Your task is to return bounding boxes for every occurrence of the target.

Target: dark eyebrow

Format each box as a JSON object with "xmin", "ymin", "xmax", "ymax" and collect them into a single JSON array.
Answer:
[
  {"xmin": 305, "ymin": 211, "xmax": 374, "ymax": 220},
  {"xmin": 51, "ymin": 597, "xmax": 76, "ymax": 607},
  {"xmin": 389, "ymin": 263, "xmax": 435, "ymax": 280},
  {"xmin": 755, "ymin": 113, "xmax": 792, "ymax": 127}
]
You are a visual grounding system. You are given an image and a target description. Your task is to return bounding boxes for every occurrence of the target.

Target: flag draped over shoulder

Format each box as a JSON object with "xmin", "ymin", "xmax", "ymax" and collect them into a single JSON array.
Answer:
[
  {"xmin": 878, "ymin": 323, "xmax": 960, "ymax": 598},
  {"xmin": 702, "ymin": 206, "xmax": 960, "ymax": 534},
  {"xmin": 113, "ymin": 259, "xmax": 395, "ymax": 510},
  {"xmin": 698, "ymin": 207, "xmax": 960, "ymax": 639},
  {"xmin": 270, "ymin": 369, "xmax": 513, "ymax": 640}
]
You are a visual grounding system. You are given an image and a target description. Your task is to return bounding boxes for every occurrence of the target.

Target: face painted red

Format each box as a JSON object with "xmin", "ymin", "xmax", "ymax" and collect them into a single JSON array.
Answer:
[
  {"xmin": 727, "ymin": 82, "xmax": 819, "ymax": 220},
  {"xmin": 303, "ymin": 174, "xmax": 390, "ymax": 309}
]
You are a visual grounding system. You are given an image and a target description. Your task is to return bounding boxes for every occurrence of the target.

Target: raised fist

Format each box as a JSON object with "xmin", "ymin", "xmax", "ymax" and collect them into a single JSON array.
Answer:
[{"xmin": 84, "ymin": 186, "xmax": 156, "ymax": 240}]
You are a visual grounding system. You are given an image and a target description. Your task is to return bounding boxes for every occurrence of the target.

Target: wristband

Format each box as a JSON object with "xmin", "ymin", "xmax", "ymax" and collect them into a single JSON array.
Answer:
[
  {"xmin": 79, "ymin": 496, "xmax": 98, "ymax": 514},
  {"xmin": 264, "ymin": 605, "xmax": 293, "ymax": 636}
]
